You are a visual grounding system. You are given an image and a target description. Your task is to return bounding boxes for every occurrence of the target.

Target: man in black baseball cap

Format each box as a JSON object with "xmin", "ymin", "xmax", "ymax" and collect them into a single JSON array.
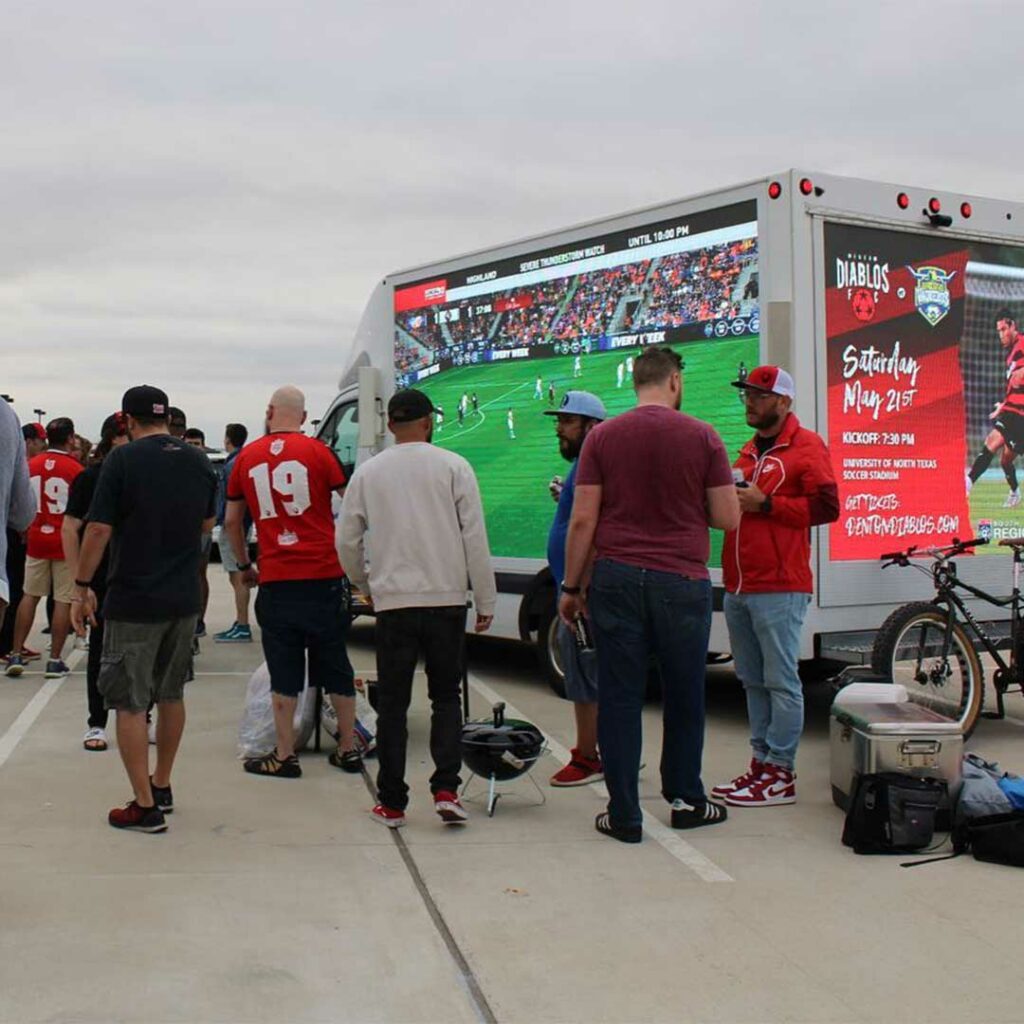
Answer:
[
  {"xmin": 71, "ymin": 383, "xmax": 217, "ymax": 833},
  {"xmin": 387, "ymin": 389, "xmax": 435, "ymax": 425}
]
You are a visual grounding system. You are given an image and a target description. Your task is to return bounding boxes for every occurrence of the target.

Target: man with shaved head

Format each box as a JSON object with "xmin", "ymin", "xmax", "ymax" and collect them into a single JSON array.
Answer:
[{"xmin": 225, "ymin": 385, "xmax": 361, "ymax": 779}]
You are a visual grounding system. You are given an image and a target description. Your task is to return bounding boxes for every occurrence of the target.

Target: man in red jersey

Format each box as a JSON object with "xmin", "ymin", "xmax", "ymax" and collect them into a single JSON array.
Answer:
[
  {"xmin": 225, "ymin": 385, "xmax": 360, "ymax": 779},
  {"xmin": 6, "ymin": 417, "xmax": 83, "ymax": 679},
  {"xmin": 967, "ymin": 309, "xmax": 1024, "ymax": 505}
]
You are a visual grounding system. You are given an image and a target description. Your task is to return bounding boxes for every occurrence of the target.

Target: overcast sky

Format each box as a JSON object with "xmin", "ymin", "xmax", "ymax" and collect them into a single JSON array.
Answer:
[{"xmin": 2, "ymin": 0, "xmax": 1020, "ymax": 442}]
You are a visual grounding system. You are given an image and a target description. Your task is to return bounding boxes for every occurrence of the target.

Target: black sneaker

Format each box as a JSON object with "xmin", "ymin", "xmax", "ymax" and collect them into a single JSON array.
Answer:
[
  {"xmin": 150, "ymin": 777, "xmax": 173, "ymax": 813},
  {"xmin": 108, "ymin": 800, "xmax": 167, "ymax": 833},
  {"xmin": 594, "ymin": 812, "xmax": 642, "ymax": 844},
  {"xmin": 670, "ymin": 798, "xmax": 728, "ymax": 830},
  {"xmin": 194, "ymin": 620, "xmax": 207, "ymax": 638},
  {"xmin": 243, "ymin": 750, "xmax": 302, "ymax": 778},
  {"xmin": 327, "ymin": 748, "xmax": 364, "ymax": 774}
]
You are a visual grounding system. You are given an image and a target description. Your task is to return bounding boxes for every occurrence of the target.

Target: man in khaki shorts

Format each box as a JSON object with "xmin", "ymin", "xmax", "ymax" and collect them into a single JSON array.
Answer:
[
  {"xmin": 6, "ymin": 417, "xmax": 83, "ymax": 679},
  {"xmin": 72, "ymin": 386, "xmax": 217, "ymax": 834}
]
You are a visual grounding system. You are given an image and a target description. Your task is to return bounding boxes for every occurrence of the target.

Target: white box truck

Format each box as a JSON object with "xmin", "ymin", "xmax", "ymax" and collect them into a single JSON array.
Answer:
[{"xmin": 316, "ymin": 170, "xmax": 1024, "ymax": 689}]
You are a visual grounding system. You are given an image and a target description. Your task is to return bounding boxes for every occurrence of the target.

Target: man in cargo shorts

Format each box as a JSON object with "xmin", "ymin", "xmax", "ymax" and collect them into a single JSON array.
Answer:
[
  {"xmin": 544, "ymin": 391, "xmax": 607, "ymax": 786},
  {"xmin": 71, "ymin": 386, "xmax": 217, "ymax": 833}
]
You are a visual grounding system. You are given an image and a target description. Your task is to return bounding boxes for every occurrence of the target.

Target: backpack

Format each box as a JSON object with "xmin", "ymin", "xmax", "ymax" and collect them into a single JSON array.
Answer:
[
  {"xmin": 952, "ymin": 812, "xmax": 1024, "ymax": 867},
  {"xmin": 842, "ymin": 772, "xmax": 946, "ymax": 855}
]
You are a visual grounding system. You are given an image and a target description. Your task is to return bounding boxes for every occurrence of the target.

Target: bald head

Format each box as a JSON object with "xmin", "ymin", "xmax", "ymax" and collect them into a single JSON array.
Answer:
[{"xmin": 266, "ymin": 385, "xmax": 307, "ymax": 433}]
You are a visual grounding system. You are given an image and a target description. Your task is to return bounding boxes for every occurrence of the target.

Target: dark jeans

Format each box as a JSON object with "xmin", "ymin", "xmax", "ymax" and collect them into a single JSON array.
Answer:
[
  {"xmin": 588, "ymin": 558, "xmax": 712, "ymax": 828},
  {"xmin": 86, "ymin": 591, "xmax": 108, "ymax": 729},
  {"xmin": 375, "ymin": 606, "xmax": 465, "ymax": 811},
  {"xmin": 0, "ymin": 528, "xmax": 26, "ymax": 658}
]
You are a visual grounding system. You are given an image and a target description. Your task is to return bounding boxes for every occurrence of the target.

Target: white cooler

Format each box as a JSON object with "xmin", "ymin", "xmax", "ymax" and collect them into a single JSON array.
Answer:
[{"xmin": 830, "ymin": 684, "xmax": 963, "ymax": 824}]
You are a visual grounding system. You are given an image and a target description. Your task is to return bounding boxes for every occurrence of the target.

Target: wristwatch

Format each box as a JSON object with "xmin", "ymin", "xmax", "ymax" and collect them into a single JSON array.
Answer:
[
  {"xmin": 237, "ymin": 562, "xmax": 253, "ymax": 572},
  {"xmin": 74, "ymin": 579, "xmax": 93, "ymax": 588},
  {"xmin": 561, "ymin": 583, "xmax": 582, "ymax": 595},
  {"xmin": 760, "ymin": 495, "xmax": 773, "ymax": 515}
]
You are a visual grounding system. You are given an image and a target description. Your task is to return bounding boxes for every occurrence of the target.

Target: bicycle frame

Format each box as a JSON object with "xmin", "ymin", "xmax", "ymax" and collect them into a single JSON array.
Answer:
[{"xmin": 926, "ymin": 551, "xmax": 1023, "ymax": 720}]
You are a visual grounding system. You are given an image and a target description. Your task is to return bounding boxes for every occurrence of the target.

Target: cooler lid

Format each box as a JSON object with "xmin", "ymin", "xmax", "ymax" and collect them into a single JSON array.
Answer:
[{"xmin": 833, "ymin": 701, "xmax": 963, "ymax": 734}]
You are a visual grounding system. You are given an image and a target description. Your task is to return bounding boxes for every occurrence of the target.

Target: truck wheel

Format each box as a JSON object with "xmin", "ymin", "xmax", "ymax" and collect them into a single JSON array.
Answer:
[{"xmin": 536, "ymin": 602, "xmax": 567, "ymax": 698}]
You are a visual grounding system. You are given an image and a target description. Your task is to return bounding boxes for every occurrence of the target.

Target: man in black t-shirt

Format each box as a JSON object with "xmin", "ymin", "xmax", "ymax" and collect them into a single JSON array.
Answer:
[{"xmin": 71, "ymin": 386, "xmax": 217, "ymax": 834}]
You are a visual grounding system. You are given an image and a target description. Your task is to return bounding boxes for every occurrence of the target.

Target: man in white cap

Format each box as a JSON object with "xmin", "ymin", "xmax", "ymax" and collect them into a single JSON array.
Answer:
[
  {"xmin": 717, "ymin": 365, "xmax": 838, "ymax": 808},
  {"xmin": 543, "ymin": 391, "xmax": 606, "ymax": 786}
]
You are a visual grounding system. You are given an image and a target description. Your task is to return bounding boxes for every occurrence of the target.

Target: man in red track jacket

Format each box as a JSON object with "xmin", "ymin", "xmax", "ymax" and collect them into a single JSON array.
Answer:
[{"xmin": 717, "ymin": 366, "xmax": 838, "ymax": 809}]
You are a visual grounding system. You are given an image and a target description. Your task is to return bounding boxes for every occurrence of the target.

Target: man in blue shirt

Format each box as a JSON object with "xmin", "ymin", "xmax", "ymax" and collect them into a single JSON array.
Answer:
[{"xmin": 544, "ymin": 391, "xmax": 606, "ymax": 786}]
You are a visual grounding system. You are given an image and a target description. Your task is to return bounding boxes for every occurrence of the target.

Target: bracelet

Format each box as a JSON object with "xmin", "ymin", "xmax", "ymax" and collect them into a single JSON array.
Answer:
[
  {"xmin": 561, "ymin": 584, "xmax": 582, "ymax": 595},
  {"xmin": 237, "ymin": 562, "xmax": 253, "ymax": 572},
  {"xmin": 74, "ymin": 579, "xmax": 93, "ymax": 588}
]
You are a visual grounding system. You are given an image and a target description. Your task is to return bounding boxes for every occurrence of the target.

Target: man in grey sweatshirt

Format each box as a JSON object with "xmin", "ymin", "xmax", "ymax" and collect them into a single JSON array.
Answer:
[
  {"xmin": 338, "ymin": 388, "xmax": 496, "ymax": 829},
  {"xmin": 0, "ymin": 401, "xmax": 38, "ymax": 629}
]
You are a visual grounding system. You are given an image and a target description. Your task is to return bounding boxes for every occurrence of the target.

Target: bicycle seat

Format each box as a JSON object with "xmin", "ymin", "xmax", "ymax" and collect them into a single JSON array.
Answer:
[{"xmin": 997, "ymin": 538, "xmax": 1024, "ymax": 548}]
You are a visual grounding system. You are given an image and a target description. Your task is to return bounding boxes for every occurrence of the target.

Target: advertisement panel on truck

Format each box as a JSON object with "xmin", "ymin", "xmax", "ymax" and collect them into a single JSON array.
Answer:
[
  {"xmin": 825, "ymin": 222, "xmax": 1024, "ymax": 561},
  {"xmin": 392, "ymin": 200, "xmax": 760, "ymax": 566}
]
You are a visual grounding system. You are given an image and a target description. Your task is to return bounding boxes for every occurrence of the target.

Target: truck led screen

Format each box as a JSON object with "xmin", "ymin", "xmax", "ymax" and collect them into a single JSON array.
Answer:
[
  {"xmin": 393, "ymin": 201, "xmax": 760, "ymax": 561},
  {"xmin": 824, "ymin": 222, "xmax": 1024, "ymax": 559}
]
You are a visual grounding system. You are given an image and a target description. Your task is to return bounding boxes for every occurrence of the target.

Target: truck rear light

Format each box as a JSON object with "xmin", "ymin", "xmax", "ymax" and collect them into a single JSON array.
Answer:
[
  {"xmin": 799, "ymin": 177, "xmax": 813, "ymax": 196},
  {"xmin": 897, "ymin": 192, "xmax": 910, "ymax": 210},
  {"xmin": 960, "ymin": 202, "xmax": 973, "ymax": 219},
  {"xmin": 928, "ymin": 197, "xmax": 942, "ymax": 214},
  {"xmin": 768, "ymin": 181, "xmax": 782, "ymax": 199}
]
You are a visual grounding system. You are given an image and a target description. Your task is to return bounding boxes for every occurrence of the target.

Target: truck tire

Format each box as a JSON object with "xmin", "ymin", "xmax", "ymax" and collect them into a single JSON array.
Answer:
[
  {"xmin": 871, "ymin": 601, "xmax": 983, "ymax": 737},
  {"xmin": 536, "ymin": 600, "xmax": 567, "ymax": 699}
]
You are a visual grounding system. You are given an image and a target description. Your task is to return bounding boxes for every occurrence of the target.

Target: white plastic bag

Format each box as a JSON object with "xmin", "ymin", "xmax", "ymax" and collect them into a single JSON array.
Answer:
[
  {"xmin": 319, "ymin": 677, "xmax": 378, "ymax": 755},
  {"xmin": 237, "ymin": 662, "xmax": 317, "ymax": 758}
]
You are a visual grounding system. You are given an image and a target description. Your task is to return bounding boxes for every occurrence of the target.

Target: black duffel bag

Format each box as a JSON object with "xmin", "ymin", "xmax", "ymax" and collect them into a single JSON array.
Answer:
[
  {"xmin": 953, "ymin": 812, "xmax": 1024, "ymax": 867},
  {"xmin": 842, "ymin": 772, "xmax": 946, "ymax": 855}
]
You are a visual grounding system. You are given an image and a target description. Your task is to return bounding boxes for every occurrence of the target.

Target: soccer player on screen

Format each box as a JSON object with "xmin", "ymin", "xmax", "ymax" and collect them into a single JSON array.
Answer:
[
  {"xmin": 507, "ymin": 407, "xmax": 516, "ymax": 440},
  {"xmin": 435, "ymin": 405, "xmax": 444, "ymax": 435},
  {"xmin": 967, "ymin": 309, "xmax": 1024, "ymax": 506},
  {"xmin": 616, "ymin": 362, "xmax": 625, "ymax": 388},
  {"xmin": 534, "ymin": 376, "xmax": 543, "ymax": 400},
  {"xmin": 573, "ymin": 355, "xmax": 582, "ymax": 378}
]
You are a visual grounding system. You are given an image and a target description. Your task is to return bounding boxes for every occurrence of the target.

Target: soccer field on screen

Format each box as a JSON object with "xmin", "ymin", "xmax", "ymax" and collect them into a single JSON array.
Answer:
[{"xmin": 416, "ymin": 338, "xmax": 758, "ymax": 562}]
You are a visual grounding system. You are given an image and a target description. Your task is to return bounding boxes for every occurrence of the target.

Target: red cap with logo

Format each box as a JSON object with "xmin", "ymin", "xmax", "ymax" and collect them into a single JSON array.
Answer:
[{"xmin": 731, "ymin": 365, "xmax": 795, "ymax": 399}]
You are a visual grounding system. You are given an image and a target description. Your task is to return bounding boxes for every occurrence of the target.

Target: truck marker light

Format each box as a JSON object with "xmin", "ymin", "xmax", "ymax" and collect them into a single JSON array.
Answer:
[
  {"xmin": 799, "ymin": 177, "xmax": 814, "ymax": 196},
  {"xmin": 768, "ymin": 181, "xmax": 782, "ymax": 199},
  {"xmin": 897, "ymin": 192, "xmax": 910, "ymax": 210},
  {"xmin": 928, "ymin": 197, "xmax": 942, "ymax": 214},
  {"xmin": 960, "ymin": 202, "xmax": 972, "ymax": 219}
]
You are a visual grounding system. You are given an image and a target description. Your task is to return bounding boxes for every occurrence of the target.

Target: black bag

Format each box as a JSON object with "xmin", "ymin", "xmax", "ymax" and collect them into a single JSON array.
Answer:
[
  {"xmin": 953, "ymin": 812, "xmax": 1024, "ymax": 867},
  {"xmin": 842, "ymin": 772, "xmax": 946, "ymax": 855}
]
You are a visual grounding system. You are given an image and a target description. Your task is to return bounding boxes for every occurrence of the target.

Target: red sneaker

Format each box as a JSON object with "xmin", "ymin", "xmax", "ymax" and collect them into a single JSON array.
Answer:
[
  {"xmin": 19, "ymin": 646, "xmax": 42, "ymax": 662},
  {"xmin": 108, "ymin": 800, "xmax": 167, "ymax": 833},
  {"xmin": 711, "ymin": 758, "xmax": 765, "ymax": 798},
  {"xmin": 371, "ymin": 804, "xmax": 406, "ymax": 828},
  {"xmin": 549, "ymin": 748, "xmax": 603, "ymax": 787},
  {"xmin": 434, "ymin": 790, "xmax": 469, "ymax": 824},
  {"xmin": 724, "ymin": 765, "xmax": 796, "ymax": 807}
]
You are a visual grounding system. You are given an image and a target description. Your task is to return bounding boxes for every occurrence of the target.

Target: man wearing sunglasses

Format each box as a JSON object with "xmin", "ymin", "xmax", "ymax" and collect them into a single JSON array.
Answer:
[{"xmin": 718, "ymin": 366, "xmax": 838, "ymax": 809}]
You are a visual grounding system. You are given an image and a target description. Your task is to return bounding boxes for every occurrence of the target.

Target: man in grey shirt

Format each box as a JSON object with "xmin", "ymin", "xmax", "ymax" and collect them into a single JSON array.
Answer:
[
  {"xmin": 338, "ymin": 388, "xmax": 496, "ymax": 829},
  {"xmin": 0, "ymin": 401, "xmax": 37, "ymax": 628}
]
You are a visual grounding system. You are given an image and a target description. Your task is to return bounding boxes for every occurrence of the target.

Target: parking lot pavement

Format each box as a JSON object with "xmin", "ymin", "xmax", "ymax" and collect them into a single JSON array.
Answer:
[{"xmin": 1, "ymin": 574, "xmax": 1024, "ymax": 1023}]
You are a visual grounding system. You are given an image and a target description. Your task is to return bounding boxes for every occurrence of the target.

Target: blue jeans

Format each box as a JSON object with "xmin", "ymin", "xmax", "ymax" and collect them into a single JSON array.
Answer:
[
  {"xmin": 723, "ymin": 592, "xmax": 810, "ymax": 770},
  {"xmin": 588, "ymin": 559, "xmax": 712, "ymax": 828}
]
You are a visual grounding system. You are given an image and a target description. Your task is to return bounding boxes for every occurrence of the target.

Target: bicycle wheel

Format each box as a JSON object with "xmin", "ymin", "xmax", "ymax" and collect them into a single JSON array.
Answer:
[{"xmin": 871, "ymin": 602, "xmax": 984, "ymax": 737}]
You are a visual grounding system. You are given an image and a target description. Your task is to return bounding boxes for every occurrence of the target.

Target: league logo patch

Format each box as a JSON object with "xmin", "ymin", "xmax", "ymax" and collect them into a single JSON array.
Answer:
[
  {"xmin": 907, "ymin": 265, "xmax": 956, "ymax": 326},
  {"xmin": 977, "ymin": 519, "xmax": 993, "ymax": 542},
  {"xmin": 44, "ymin": 459, "xmax": 55, "ymax": 470},
  {"xmin": 270, "ymin": 439, "xmax": 285, "ymax": 456},
  {"xmin": 851, "ymin": 288, "xmax": 876, "ymax": 322}
]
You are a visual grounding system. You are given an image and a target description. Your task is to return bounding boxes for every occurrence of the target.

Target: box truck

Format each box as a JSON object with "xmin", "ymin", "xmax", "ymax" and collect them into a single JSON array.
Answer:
[{"xmin": 316, "ymin": 170, "xmax": 1024, "ymax": 690}]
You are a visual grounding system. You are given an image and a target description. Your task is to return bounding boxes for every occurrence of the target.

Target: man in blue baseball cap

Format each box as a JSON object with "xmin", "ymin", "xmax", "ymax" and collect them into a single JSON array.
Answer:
[{"xmin": 543, "ymin": 390, "xmax": 607, "ymax": 786}]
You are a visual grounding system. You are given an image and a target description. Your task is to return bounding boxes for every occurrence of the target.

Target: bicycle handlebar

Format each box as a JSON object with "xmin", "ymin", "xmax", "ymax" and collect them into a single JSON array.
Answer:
[{"xmin": 880, "ymin": 536, "xmax": 988, "ymax": 567}]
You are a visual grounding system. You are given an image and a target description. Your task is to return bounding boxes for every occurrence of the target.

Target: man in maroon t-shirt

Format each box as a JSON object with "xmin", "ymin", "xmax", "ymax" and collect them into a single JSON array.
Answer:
[{"xmin": 559, "ymin": 346, "xmax": 740, "ymax": 844}]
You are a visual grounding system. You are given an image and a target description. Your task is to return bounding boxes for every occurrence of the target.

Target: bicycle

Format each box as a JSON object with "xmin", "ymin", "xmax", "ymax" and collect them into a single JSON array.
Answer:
[{"xmin": 870, "ymin": 536, "xmax": 1024, "ymax": 738}]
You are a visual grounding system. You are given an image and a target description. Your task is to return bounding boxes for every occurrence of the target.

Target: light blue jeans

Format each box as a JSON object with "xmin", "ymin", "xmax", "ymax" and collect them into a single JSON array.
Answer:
[{"xmin": 723, "ymin": 592, "xmax": 810, "ymax": 771}]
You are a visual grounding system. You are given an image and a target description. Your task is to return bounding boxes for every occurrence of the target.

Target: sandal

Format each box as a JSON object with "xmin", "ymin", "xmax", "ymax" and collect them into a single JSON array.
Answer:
[
  {"xmin": 83, "ymin": 727, "xmax": 108, "ymax": 752},
  {"xmin": 242, "ymin": 749, "xmax": 302, "ymax": 778},
  {"xmin": 327, "ymin": 748, "xmax": 364, "ymax": 774}
]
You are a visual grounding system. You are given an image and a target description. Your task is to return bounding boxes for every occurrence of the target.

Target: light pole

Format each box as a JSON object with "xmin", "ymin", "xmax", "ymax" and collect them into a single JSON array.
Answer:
[{"xmin": 33, "ymin": 408, "xmax": 45, "ymax": 424}]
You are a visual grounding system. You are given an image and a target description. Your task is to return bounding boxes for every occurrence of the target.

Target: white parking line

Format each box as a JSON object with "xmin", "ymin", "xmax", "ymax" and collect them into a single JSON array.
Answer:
[
  {"xmin": 0, "ymin": 648, "xmax": 86, "ymax": 770},
  {"xmin": 467, "ymin": 675, "xmax": 734, "ymax": 883}
]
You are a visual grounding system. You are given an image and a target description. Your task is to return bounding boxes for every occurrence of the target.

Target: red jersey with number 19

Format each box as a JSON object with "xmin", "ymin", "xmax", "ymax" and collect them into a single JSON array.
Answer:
[
  {"xmin": 26, "ymin": 450, "xmax": 84, "ymax": 560},
  {"xmin": 226, "ymin": 432, "xmax": 345, "ymax": 583}
]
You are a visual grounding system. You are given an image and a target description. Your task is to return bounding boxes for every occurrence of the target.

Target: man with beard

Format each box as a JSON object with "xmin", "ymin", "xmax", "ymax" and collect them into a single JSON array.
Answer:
[
  {"xmin": 560, "ymin": 347, "xmax": 739, "ymax": 843},
  {"xmin": 543, "ymin": 391, "xmax": 607, "ymax": 786},
  {"xmin": 717, "ymin": 366, "xmax": 837, "ymax": 808}
]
